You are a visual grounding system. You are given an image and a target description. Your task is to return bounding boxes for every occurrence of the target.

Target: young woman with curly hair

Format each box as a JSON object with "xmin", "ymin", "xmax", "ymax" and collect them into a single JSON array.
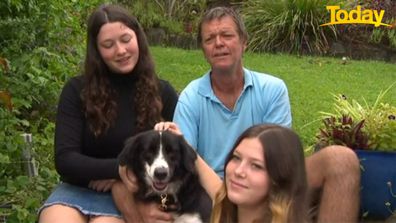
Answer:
[{"xmin": 38, "ymin": 4, "xmax": 178, "ymax": 223}]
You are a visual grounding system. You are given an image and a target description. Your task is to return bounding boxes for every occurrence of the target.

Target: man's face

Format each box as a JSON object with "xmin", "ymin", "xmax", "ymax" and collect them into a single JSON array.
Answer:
[{"xmin": 200, "ymin": 16, "xmax": 246, "ymax": 72}]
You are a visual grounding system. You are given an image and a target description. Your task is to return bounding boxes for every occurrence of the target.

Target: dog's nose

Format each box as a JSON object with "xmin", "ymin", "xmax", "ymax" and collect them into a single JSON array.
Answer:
[{"xmin": 154, "ymin": 167, "xmax": 168, "ymax": 180}]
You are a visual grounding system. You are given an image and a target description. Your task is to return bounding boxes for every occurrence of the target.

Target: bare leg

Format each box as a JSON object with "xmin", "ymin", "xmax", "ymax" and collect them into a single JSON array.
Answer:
[
  {"xmin": 39, "ymin": 204, "xmax": 87, "ymax": 223},
  {"xmin": 306, "ymin": 145, "xmax": 360, "ymax": 223},
  {"xmin": 89, "ymin": 216, "xmax": 125, "ymax": 223}
]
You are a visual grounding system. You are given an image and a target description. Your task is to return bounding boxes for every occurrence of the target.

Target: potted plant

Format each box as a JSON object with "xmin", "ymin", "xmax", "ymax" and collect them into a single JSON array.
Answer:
[{"xmin": 315, "ymin": 84, "xmax": 396, "ymax": 220}]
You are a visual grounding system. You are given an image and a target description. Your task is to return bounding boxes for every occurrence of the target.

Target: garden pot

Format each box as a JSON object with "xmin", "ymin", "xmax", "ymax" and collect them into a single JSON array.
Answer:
[{"xmin": 355, "ymin": 150, "xmax": 396, "ymax": 220}]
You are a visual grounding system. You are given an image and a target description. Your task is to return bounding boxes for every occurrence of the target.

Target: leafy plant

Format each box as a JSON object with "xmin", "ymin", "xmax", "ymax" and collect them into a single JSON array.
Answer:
[
  {"xmin": 370, "ymin": 19, "xmax": 396, "ymax": 49},
  {"xmin": 363, "ymin": 0, "xmax": 396, "ymax": 49},
  {"xmin": 318, "ymin": 83, "xmax": 396, "ymax": 151},
  {"xmin": 120, "ymin": 0, "xmax": 205, "ymax": 34},
  {"xmin": 315, "ymin": 115, "xmax": 370, "ymax": 150},
  {"xmin": 0, "ymin": 0, "xmax": 100, "ymax": 221},
  {"xmin": 242, "ymin": 0, "xmax": 339, "ymax": 54}
]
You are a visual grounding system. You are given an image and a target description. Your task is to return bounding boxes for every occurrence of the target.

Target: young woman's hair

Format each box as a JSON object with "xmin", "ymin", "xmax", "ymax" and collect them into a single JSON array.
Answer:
[
  {"xmin": 197, "ymin": 6, "xmax": 248, "ymax": 46},
  {"xmin": 82, "ymin": 4, "xmax": 162, "ymax": 136},
  {"xmin": 211, "ymin": 124, "xmax": 308, "ymax": 223}
]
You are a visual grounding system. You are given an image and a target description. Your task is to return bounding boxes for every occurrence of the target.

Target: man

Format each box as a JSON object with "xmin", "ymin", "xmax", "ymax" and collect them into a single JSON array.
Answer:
[{"xmin": 173, "ymin": 6, "xmax": 360, "ymax": 223}]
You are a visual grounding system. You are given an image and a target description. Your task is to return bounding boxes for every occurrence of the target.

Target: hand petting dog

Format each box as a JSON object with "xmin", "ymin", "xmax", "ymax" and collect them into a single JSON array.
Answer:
[{"xmin": 154, "ymin": 122, "xmax": 182, "ymax": 135}]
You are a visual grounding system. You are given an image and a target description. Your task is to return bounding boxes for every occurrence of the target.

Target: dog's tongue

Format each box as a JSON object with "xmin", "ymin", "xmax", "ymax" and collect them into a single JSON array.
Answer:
[{"xmin": 154, "ymin": 182, "xmax": 167, "ymax": 191}]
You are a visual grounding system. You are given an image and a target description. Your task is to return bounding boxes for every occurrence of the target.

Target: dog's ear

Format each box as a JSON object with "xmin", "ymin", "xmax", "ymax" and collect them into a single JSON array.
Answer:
[
  {"xmin": 118, "ymin": 134, "xmax": 146, "ymax": 193},
  {"xmin": 178, "ymin": 135, "xmax": 198, "ymax": 173},
  {"xmin": 118, "ymin": 136, "xmax": 137, "ymax": 167},
  {"xmin": 118, "ymin": 134, "xmax": 146, "ymax": 176}
]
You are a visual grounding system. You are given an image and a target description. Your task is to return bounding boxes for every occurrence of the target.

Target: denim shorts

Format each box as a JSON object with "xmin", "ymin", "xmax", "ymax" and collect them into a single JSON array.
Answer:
[{"xmin": 38, "ymin": 182, "xmax": 122, "ymax": 218}]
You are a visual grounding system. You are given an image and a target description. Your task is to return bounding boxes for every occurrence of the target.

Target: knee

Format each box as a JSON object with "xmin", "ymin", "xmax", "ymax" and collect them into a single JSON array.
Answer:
[
  {"xmin": 89, "ymin": 216, "xmax": 125, "ymax": 223},
  {"xmin": 323, "ymin": 146, "xmax": 359, "ymax": 165},
  {"xmin": 39, "ymin": 204, "xmax": 86, "ymax": 223},
  {"xmin": 321, "ymin": 145, "xmax": 360, "ymax": 177}
]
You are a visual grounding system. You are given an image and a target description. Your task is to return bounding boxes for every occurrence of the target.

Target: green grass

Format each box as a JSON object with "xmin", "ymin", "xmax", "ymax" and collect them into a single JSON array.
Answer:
[{"xmin": 151, "ymin": 46, "xmax": 396, "ymax": 149}]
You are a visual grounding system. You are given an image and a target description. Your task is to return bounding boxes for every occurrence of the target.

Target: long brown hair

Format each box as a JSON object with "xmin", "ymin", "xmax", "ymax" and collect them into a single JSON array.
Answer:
[
  {"xmin": 82, "ymin": 4, "xmax": 162, "ymax": 136},
  {"xmin": 211, "ymin": 124, "xmax": 308, "ymax": 223}
]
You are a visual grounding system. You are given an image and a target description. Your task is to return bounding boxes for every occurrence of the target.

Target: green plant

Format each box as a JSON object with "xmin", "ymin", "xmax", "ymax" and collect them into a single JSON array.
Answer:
[
  {"xmin": 338, "ymin": 0, "xmax": 396, "ymax": 50},
  {"xmin": 370, "ymin": 20, "xmax": 396, "ymax": 49},
  {"xmin": 242, "ymin": 0, "xmax": 339, "ymax": 54},
  {"xmin": 317, "ymin": 83, "xmax": 396, "ymax": 151},
  {"xmin": 363, "ymin": 0, "xmax": 396, "ymax": 49},
  {"xmin": 315, "ymin": 114, "xmax": 370, "ymax": 150},
  {"xmin": 121, "ymin": 0, "xmax": 204, "ymax": 34},
  {"xmin": 0, "ymin": 0, "xmax": 100, "ymax": 221}
]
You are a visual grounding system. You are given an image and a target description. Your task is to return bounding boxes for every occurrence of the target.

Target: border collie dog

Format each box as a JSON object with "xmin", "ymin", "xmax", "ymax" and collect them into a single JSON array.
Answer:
[{"xmin": 118, "ymin": 130, "xmax": 211, "ymax": 223}]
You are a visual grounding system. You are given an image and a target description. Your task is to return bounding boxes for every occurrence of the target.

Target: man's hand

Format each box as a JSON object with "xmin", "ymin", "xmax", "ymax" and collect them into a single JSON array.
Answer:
[
  {"xmin": 88, "ymin": 179, "xmax": 116, "ymax": 192},
  {"xmin": 154, "ymin": 122, "xmax": 182, "ymax": 135}
]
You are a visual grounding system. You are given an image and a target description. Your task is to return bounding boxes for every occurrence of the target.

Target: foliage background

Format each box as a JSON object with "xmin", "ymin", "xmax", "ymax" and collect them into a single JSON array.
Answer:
[
  {"xmin": 242, "ymin": 0, "xmax": 339, "ymax": 54},
  {"xmin": 0, "ymin": 0, "xmax": 395, "ymax": 222},
  {"xmin": 0, "ymin": 0, "xmax": 105, "ymax": 221}
]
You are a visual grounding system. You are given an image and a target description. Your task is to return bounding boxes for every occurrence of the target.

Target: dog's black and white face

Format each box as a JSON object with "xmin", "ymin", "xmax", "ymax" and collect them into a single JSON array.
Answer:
[
  {"xmin": 119, "ymin": 130, "xmax": 211, "ymax": 222},
  {"xmin": 119, "ymin": 130, "xmax": 197, "ymax": 198},
  {"xmin": 143, "ymin": 133, "xmax": 174, "ymax": 193}
]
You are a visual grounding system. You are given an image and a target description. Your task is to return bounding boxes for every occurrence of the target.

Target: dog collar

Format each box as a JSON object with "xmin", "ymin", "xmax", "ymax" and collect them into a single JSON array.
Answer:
[
  {"xmin": 159, "ymin": 193, "xmax": 180, "ymax": 212},
  {"xmin": 160, "ymin": 194, "xmax": 168, "ymax": 210}
]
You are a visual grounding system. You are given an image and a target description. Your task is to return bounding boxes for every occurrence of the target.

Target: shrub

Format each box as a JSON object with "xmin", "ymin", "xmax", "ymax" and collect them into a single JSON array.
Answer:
[
  {"xmin": 0, "ymin": 0, "xmax": 101, "ymax": 221},
  {"xmin": 120, "ymin": 0, "xmax": 205, "ymax": 34},
  {"xmin": 317, "ymin": 83, "xmax": 396, "ymax": 151},
  {"xmin": 338, "ymin": 0, "xmax": 396, "ymax": 50},
  {"xmin": 242, "ymin": 0, "xmax": 338, "ymax": 54}
]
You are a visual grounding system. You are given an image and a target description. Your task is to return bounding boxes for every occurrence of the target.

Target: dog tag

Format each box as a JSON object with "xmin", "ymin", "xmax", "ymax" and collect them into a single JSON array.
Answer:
[{"xmin": 160, "ymin": 194, "xmax": 168, "ymax": 210}]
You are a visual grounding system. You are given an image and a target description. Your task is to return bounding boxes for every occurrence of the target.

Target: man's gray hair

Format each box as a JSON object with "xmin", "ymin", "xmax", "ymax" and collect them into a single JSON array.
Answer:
[{"xmin": 197, "ymin": 6, "xmax": 248, "ymax": 46}]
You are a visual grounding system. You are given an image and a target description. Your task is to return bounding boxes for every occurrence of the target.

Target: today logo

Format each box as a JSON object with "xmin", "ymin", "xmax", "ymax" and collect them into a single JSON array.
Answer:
[{"xmin": 320, "ymin": 5, "xmax": 392, "ymax": 27}]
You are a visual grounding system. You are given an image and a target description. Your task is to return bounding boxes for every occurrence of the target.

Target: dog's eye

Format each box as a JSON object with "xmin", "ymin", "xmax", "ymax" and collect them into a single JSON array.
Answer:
[
  {"xmin": 142, "ymin": 153, "xmax": 154, "ymax": 162},
  {"xmin": 167, "ymin": 153, "xmax": 176, "ymax": 161},
  {"xmin": 163, "ymin": 146, "xmax": 178, "ymax": 160},
  {"xmin": 163, "ymin": 146, "xmax": 173, "ymax": 155}
]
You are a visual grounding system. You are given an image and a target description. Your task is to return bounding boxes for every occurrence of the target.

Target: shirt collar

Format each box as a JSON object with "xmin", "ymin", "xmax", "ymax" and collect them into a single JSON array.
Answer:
[{"xmin": 198, "ymin": 68, "xmax": 253, "ymax": 100}]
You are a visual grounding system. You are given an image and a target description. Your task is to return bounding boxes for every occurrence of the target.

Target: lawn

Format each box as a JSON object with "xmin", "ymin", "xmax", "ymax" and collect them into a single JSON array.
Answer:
[{"xmin": 151, "ymin": 46, "xmax": 396, "ymax": 150}]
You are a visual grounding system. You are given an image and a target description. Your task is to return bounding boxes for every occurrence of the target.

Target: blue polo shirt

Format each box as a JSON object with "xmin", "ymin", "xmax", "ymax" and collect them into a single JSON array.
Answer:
[{"xmin": 173, "ymin": 68, "xmax": 291, "ymax": 176}]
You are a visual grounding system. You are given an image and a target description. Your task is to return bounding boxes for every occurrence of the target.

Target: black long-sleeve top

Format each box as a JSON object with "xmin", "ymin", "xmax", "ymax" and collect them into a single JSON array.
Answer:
[{"xmin": 54, "ymin": 74, "xmax": 178, "ymax": 186}]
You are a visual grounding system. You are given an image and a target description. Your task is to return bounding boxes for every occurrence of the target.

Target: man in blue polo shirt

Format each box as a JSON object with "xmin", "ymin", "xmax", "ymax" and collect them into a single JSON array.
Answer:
[
  {"xmin": 173, "ymin": 6, "xmax": 360, "ymax": 223},
  {"xmin": 174, "ymin": 68, "xmax": 290, "ymax": 177}
]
